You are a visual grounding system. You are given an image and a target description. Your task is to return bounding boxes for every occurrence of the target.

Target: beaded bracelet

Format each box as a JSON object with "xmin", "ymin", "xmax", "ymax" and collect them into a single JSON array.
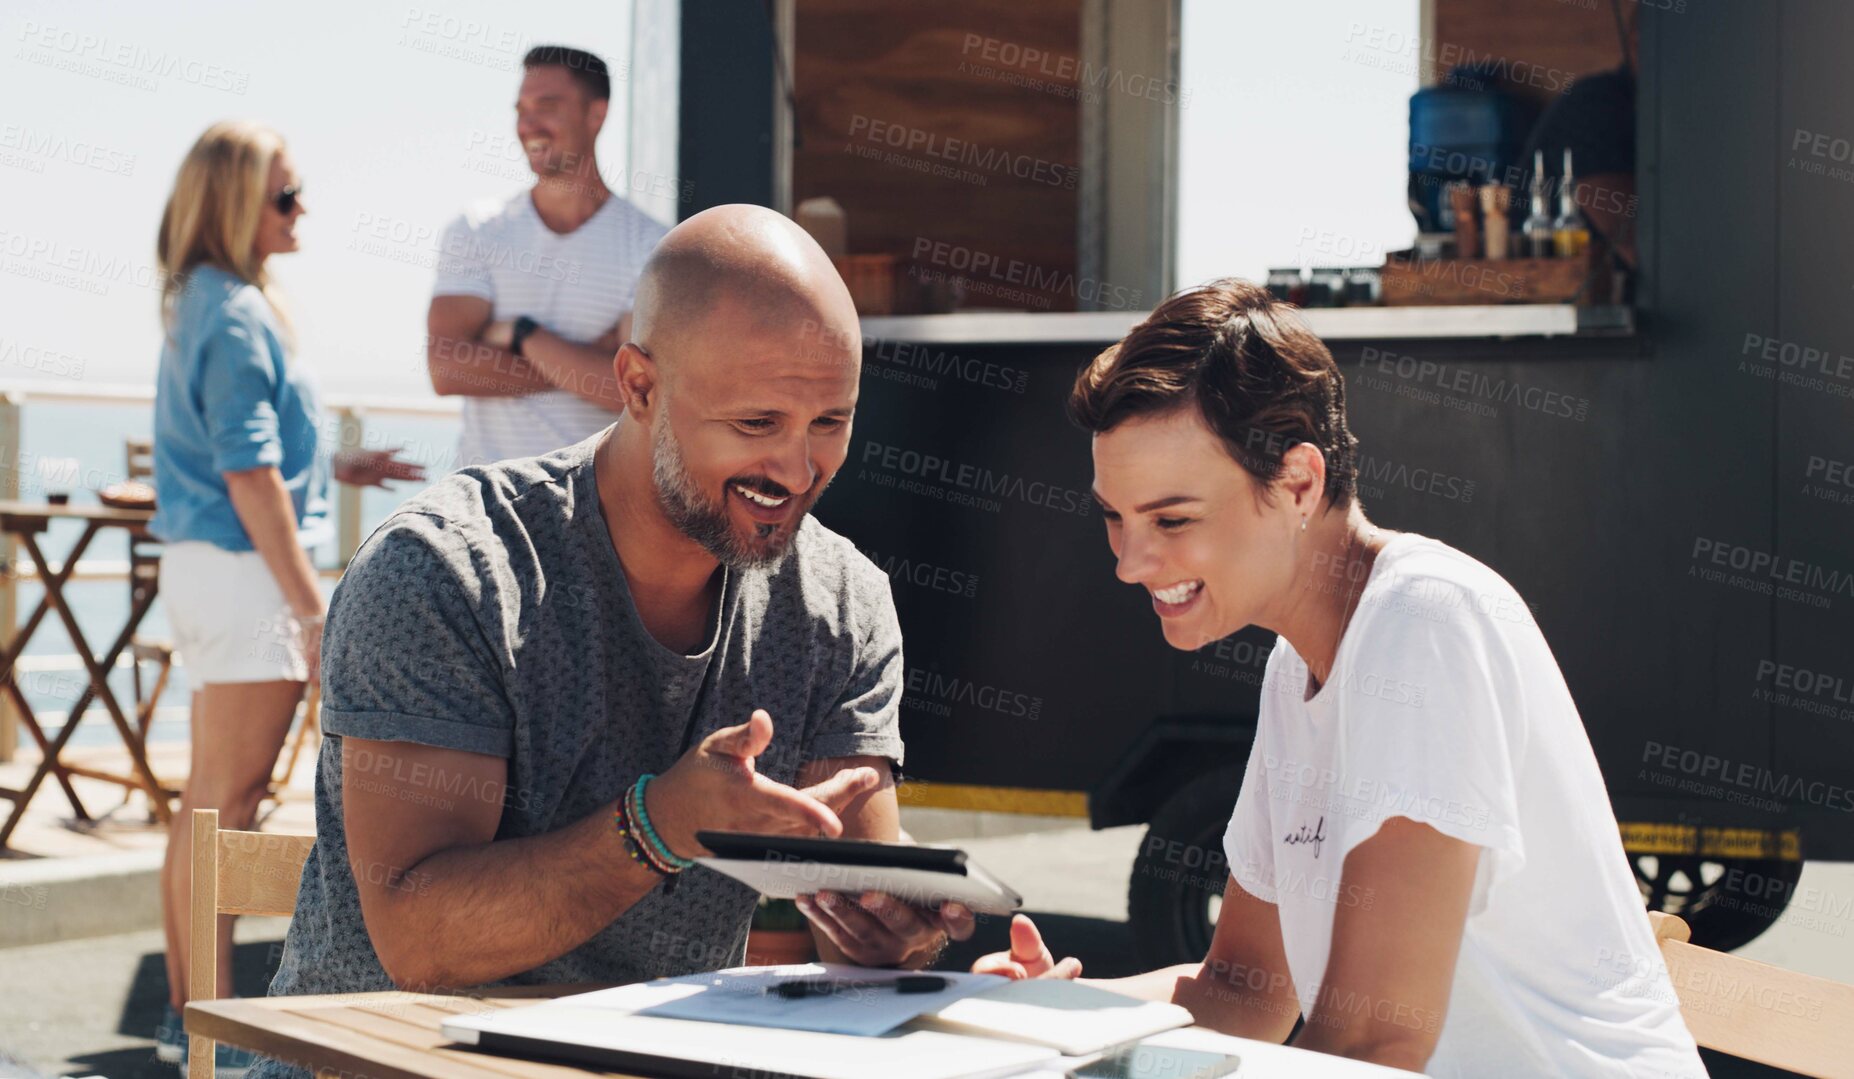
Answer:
[
  {"xmin": 630, "ymin": 774, "xmax": 696, "ymax": 871},
  {"xmin": 613, "ymin": 792, "xmax": 677, "ymax": 884},
  {"xmin": 620, "ymin": 782, "xmax": 663, "ymax": 872}
]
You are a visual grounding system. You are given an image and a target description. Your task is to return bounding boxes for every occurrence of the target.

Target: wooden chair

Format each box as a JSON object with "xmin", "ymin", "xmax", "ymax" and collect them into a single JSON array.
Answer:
[
  {"xmin": 125, "ymin": 438, "xmax": 168, "ymax": 741},
  {"xmin": 267, "ymin": 686, "xmax": 322, "ymax": 800},
  {"xmin": 122, "ymin": 438, "xmax": 185, "ymax": 817},
  {"xmin": 1650, "ymin": 911, "xmax": 1854, "ymax": 1077},
  {"xmin": 187, "ymin": 807, "xmax": 314, "ymax": 1078}
]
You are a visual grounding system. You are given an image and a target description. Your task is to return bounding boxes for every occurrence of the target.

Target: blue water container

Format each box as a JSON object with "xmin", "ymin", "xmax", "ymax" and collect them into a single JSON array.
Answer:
[{"xmin": 1408, "ymin": 71, "xmax": 1534, "ymax": 232}]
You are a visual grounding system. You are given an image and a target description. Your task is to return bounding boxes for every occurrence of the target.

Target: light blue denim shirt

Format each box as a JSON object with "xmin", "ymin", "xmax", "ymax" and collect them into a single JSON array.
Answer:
[{"xmin": 150, "ymin": 265, "xmax": 331, "ymax": 551}]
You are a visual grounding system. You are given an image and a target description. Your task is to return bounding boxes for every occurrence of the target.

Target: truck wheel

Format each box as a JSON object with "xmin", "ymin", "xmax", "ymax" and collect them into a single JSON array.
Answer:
[
  {"xmin": 1128, "ymin": 767, "xmax": 1243, "ymax": 968},
  {"xmin": 1632, "ymin": 852, "xmax": 1802, "ymax": 952}
]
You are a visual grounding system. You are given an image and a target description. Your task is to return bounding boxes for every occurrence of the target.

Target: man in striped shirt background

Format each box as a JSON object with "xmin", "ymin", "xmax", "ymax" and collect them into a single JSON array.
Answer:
[{"xmin": 427, "ymin": 44, "xmax": 669, "ymax": 467}]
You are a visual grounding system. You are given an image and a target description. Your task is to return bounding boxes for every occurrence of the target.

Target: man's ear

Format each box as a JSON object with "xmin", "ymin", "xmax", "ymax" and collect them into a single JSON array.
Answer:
[
  {"xmin": 615, "ymin": 342, "xmax": 658, "ymax": 420},
  {"xmin": 585, "ymin": 97, "xmax": 609, "ymax": 140}
]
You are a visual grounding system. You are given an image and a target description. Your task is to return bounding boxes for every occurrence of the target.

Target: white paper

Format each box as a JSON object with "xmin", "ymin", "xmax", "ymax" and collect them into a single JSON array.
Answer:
[{"xmin": 534, "ymin": 962, "xmax": 1008, "ymax": 1037}]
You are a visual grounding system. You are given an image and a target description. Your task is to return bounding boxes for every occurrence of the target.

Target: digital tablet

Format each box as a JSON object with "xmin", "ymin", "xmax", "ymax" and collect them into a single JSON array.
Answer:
[
  {"xmin": 697, "ymin": 831, "xmax": 970, "ymax": 872},
  {"xmin": 693, "ymin": 831, "xmax": 1023, "ymax": 916}
]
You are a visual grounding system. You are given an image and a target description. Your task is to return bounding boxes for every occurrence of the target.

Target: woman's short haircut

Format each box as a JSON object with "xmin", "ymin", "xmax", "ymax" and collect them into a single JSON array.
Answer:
[
  {"xmin": 523, "ymin": 45, "xmax": 611, "ymax": 101},
  {"xmin": 1069, "ymin": 277, "xmax": 1359, "ymax": 507}
]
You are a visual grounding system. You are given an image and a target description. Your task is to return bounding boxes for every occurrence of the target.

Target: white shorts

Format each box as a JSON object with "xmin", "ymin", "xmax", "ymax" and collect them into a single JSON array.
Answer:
[{"xmin": 158, "ymin": 540, "xmax": 311, "ymax": 685}]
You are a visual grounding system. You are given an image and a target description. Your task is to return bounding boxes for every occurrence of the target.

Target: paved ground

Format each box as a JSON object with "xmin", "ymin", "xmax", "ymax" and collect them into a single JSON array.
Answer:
[
  {"xmin": 2, "ymin": 823, "xmax": 1843, "ymax": 1077},
  {"xmin": 0, "ymin": 740, "xmax": 317, "ymax": 865},
  {"xmin": 0, "ymin": 918, "xmax": 289, "ymax": 1079}
]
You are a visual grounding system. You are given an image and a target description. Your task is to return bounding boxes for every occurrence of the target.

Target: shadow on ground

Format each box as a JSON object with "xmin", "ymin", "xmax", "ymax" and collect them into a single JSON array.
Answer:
[{"xmin": 61, "ymin": 940, "xmax": 282, "ymax": 1079}]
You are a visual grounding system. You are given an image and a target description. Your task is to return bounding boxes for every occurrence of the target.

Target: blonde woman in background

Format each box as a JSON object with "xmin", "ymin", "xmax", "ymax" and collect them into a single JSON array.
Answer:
[{"xmin": 149, "ymin": 120, "xmax": 423, "ymax": 1068}]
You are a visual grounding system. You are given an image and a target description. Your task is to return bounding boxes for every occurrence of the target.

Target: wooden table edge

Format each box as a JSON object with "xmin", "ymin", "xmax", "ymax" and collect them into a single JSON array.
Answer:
[
  {"xmin": 187, "ymin": 988, "xmax": 606, "ymax": 1079},
  {"xmin": 0, "ymin": 500, "xmax": 155, "ymax": 523}
]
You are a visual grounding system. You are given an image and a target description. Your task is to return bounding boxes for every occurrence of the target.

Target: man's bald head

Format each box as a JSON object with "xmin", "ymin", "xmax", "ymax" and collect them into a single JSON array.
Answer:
[
  {"xmin": 609, "ymin": 204, "xmax": 863, "ymax": 571},
  {"xmin": 632, "ymin": 204, "xmax": 858, "ymax": 363}
]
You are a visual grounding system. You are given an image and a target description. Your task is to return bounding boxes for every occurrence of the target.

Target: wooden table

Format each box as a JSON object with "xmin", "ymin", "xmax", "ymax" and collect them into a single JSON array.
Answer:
[
  {"xmin": 188, "ymin": 988, "xmax": 644, "ymax": 1079},
  {"xmin": 0, "ymin": 500, "xmax": 171, "ymax": 846},
  {"xmin": 189, "ymin": 988, "xmax": 1425, "ymax": 1078}
]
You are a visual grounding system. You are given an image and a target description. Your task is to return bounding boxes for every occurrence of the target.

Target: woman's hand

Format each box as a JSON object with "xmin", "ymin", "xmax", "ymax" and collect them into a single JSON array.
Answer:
[
  {"xmin": 333, "ymin": 448, "xmax": 427, "ymax": 489},
  {"xmin": 294, "ymin": 610, "xmax": 324, "ymax": 684},
  {"xmin": 971, "ymin": 914, "xmax": 1082, "ymax": 979},
  {"xmin": 223, "ymin": 465, "xmax": 328, "ymax": 686}
]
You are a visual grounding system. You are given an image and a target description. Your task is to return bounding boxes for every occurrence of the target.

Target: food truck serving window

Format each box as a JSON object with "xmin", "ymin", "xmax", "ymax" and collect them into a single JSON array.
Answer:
[
  {"xmin": 1176, "ymin": 0, "xmax": 1420, "ymax": 288},
  {"xmin": 1175, "ymin": 0, "xmax": 1640, "ymax": 312},
  {"xmin": 781, "ymin": 0, "xmax": 1638, "ymax": 322}
]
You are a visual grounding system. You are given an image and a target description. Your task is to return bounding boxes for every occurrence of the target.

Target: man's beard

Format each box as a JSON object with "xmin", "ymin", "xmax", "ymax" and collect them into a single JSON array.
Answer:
[{"xmin": 650, "ymin": 411, "xmax": 817, "ymax": 569}]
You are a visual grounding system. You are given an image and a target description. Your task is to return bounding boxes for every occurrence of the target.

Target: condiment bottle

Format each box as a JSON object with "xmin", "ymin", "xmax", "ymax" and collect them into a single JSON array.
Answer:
[
  {"xmin": 1479, "ymin": 184, "xmax": 1511, "ymax": 259},
  {"xmin": 1552, "ymin": 148, "xmax": 1592, "ymax": 259}
]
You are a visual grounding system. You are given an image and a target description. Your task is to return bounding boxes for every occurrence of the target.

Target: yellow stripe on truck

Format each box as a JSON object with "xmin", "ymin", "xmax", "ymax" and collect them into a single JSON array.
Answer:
[
  {"xmin": 1619, "ymin": 821, "xmax": 1802, "ymax": 861},
  {"xmin": 896, "ymin": 781, "xmax": 1089, "ymax": 817}
]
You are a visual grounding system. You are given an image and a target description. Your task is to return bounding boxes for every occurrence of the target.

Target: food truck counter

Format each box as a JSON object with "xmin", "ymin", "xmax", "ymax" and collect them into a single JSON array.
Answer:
[{"xmin": 862, "ymin": 304, "xmax": 1636, "ymax": 345}]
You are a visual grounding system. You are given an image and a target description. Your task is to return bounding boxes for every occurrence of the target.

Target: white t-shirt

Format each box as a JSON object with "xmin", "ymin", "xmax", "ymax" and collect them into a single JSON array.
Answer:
[
  {"xmin": 1223, "ymin": 533, "xmax": 1705, "ymax": 1078},
  {"xmin": 433, "ymin": 191, "xmax": 668, "ymax": 467}
]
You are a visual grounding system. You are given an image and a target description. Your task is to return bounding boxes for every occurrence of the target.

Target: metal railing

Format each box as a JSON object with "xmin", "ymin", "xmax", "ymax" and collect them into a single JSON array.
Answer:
[{"xmin": 0, "ymin": 382, "xmax": 459, "ymax": 761}]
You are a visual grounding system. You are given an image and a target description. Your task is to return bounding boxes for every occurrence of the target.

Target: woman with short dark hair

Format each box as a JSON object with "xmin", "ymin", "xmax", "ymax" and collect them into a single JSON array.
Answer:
[{"xmin": 973, "ymin": 278, "xmax": 1704, "ymax": 1077}]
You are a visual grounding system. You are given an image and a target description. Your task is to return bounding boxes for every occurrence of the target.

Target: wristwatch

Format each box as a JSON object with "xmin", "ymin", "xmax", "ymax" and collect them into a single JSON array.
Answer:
[{"xmin": 509, "ymin": 315, "xmax": 540, "ymax": 357}]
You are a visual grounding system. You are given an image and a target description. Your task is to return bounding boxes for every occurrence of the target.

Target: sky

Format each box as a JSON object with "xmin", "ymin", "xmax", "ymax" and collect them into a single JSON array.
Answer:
[
  {"xmin": 0, "ymin": 0, "xmax": 665, "ymax": 398},
  {"xmin": 0, "ymin": 0, "xmax": 1415, "ymax": 399}
]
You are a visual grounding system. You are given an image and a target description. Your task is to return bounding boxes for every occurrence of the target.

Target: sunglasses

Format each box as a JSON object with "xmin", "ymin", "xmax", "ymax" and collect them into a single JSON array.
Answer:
[{"xmin": 271, "ymin": 184, "xmax": 302, "ymax": 215}]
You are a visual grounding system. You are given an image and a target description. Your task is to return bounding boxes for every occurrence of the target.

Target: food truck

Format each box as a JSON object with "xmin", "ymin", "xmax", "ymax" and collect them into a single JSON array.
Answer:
[{"xmin": 678, "ymin": 0, "xmax": 1854, "ymax": 961}]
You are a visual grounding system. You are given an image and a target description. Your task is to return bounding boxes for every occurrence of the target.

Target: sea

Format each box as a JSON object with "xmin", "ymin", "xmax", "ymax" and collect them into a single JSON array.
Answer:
[{"xmin": 6, "ymin": 398, "xmax": 462, "ymax": 750}]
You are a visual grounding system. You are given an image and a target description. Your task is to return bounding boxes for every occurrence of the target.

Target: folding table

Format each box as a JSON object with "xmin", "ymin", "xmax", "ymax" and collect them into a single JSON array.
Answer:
[{"xmin": 0, "ymin": 499, "xmax": 173, "ymax": 847}]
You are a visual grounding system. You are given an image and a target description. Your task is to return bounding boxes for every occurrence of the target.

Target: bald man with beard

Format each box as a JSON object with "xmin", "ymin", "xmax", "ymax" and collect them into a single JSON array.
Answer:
[{"xmin": 249, "ymin": 207, "xmax": 970, "ymax": 1067}]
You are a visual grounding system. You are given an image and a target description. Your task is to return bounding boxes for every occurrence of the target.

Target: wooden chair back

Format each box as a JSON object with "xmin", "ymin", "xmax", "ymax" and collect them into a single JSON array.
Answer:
[
  {"xmin": 125, "ymin": 437, "xmax": 155, "ymax": 482},
  {"xmin": 1650, "ymin": 911, "xmax": 1854, "ymax": 1077},
  {"xmin": 188, "ymin": 808, "xmax": 314, "ymax": 1078},
  {"xmin": 124, "ymin": 436, "xmax": 166, "ymax": 773},
  {"xmin": 268, "ymin": 685, "xmax": 323, "ymax": 801}
]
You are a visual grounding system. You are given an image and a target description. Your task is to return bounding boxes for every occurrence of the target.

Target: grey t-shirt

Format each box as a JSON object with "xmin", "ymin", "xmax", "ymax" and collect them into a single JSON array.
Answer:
[{"xmin": 256, "ymin": 430, "xmax": 903, "ymax": 1018}]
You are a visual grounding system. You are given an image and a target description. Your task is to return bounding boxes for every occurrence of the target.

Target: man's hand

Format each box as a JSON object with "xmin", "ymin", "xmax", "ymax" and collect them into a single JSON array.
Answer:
[
  {"xmin": 479, "ymin": 314, "xmax": 626, "ymax": 411},
  {"xmin": 426, "ymin": 296, "xmax": 552, "ymax": 398},
  {"xmin": 971, "ymin": 914, "xmax": 1082, "ymax": 980},
  {"xmin": 796, "ymin": 891, "xmax": 975, "ymax": 970},
  {"xmin": 333, "ymin": 448, "xmax": 428, "ymax": 489},
  {"xmin": 646, "ymin": 709, "xmax": 880, "ymax": 859},
  {"xmin": 482, "ymin": 319, "xmax": 516, "ymax": 351}
]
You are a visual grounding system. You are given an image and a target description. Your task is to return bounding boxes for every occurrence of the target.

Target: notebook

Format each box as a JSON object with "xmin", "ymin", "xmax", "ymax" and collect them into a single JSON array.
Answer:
[{"xmin": 924, "ymin": 979, "xmax": 1196, "ymax": 1056}]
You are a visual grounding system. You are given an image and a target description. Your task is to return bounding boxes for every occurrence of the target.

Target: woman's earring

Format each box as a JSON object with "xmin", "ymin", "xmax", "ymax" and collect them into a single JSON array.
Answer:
[{"xmin": 1300, "ymin": 516, "xmax": 1308, "ymax": 532}]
